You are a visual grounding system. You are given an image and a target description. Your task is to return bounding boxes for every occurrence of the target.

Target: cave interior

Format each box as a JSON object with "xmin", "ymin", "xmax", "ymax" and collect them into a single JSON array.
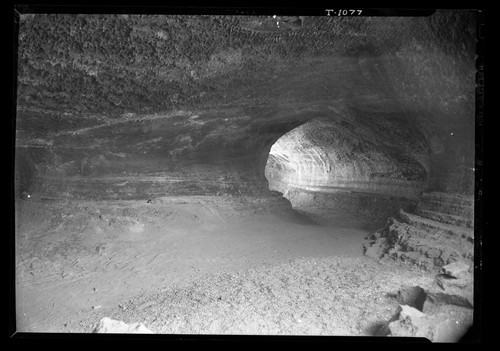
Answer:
[{"xmin": 13, "ymin": 9, "xmax": 479, "ymax": 340}]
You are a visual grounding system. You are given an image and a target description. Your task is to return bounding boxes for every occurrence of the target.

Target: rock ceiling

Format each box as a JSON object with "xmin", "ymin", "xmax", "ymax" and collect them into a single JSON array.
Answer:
[{"xmin": 15, "ymin": 10, "xmax": 478, "ymax": 199}]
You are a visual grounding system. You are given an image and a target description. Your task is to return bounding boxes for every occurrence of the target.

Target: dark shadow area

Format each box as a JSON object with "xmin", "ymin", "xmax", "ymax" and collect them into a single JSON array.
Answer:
[
  {"xmin": 281, "ymin": 209, "xmax": 319, "ymax": 226},
  {"xmin": 364, "ymin": 321, "xmax": 391, "ymax": 337}
]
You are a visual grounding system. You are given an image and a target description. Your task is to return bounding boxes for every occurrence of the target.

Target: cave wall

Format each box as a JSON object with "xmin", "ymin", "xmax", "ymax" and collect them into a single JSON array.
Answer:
[
  {"xmin": 265, "ymin": 115, "xmax": 430, "ymax": 199},
  {"xmin": 14, "ymin": 148, "xmax": 38, "ymax": 197},
  {"xmin": 14, "ymin": 11, "xmax": 477, "ymax": 201},
  {"xmin": 379, "ymin": 12, "xmax": 477, "ymax": 196}
]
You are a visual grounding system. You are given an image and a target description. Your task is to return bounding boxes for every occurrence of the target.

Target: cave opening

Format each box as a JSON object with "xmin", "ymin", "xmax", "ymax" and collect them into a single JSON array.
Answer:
[{"xmin": 264, "ymin": 117, "xmax": 430, "ymax": 224}]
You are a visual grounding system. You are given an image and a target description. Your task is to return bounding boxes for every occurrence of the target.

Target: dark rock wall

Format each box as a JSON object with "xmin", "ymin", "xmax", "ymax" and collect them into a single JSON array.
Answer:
[
  {"xmin": 15, "ymin": 11, "xmax": 477, "ymax": 200},
  {"xmin": 379, "ymin": 12, "xmax": 476, "ymax": 195}
]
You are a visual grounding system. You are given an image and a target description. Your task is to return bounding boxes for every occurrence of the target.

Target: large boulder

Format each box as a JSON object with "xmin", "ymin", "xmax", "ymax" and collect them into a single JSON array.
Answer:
[
  {"xmin": 434, "ymin": 264, "xmax": 474, "ymax": 307},
  {"xmin": 388, "ymin": 304, "xmax": 473, "ymax": 342}
]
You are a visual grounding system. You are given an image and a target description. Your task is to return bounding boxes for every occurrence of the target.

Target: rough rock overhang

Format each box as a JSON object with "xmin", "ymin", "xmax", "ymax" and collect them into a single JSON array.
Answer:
[{"xmin": 15, "ymin": 10, "xmax": 477, "ymax": 200}]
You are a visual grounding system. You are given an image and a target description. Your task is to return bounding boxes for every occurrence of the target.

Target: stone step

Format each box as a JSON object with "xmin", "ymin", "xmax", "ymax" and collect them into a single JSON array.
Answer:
[
  {"xmin": 417, "ymin": 200, "xmax": 474, "ymax": 219},
  {"xmin": 365, "ymin": 214, "xmax": 474, "ymax": 270},
  {"xmin": 364, "ymin": 193, "xmax": 475, "ymax": 271},
  {"xmin": 417, "ymin": 192, "xmax": 474, "ymax": 219},
  {"xmin": 414, "ymin": 208, "xmax": 474, "ymax": 229},
  {"xmin": 388, "ymin": 219, "xmax": 473, "ymax": 257},
  {"xmin": 399, "ymin": 210, "xmax": 474, "ymax": 242}
]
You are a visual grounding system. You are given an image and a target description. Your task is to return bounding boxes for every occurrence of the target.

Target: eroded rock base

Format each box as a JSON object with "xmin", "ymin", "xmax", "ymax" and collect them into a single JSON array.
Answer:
[
  {"xmin": 363, "ymin": 192, "xmax": 474, "ymax": 271},
  {"xmin": 362, "ymin": 192, "xmax": 476, "ymax": 342},
  {"xmin": 281, "ymin": 187, "xmax": 418, "ymax": 224}
]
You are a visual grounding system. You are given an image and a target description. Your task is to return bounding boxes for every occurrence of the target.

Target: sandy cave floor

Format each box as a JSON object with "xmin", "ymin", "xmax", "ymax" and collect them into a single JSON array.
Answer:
[{"xmin": 15, "ymin": 195, "xmax": 439, "ymax": 336}]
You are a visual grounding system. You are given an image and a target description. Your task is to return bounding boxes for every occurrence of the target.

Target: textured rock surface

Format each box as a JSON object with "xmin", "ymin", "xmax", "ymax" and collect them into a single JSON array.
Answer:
[
  {"xmin": 442, "ymin": 261, "xmax": 471, "ymax": 279},
  {"xmin": 363, "ymin": 192, "xmax": 474, "ymax": 270},
  {"xmin": 15, "ymin": 11, "xmax": 476, "ymax": 204},
  {"xmin": 415, "ymin": 192, "xmax": 474, "ymax": 228},
  {"xmin": 13, "ymin": 10, "xmax": 479, "ymax": 339},
  {"xmin": 265, "ymin": 117, "xmax": 429, "ymax": 198},
  {"xmin": 373, "ymin": 282, "xmax": 474, "ymax": 341},
  {"xmin": 434, "ymin": 272, "xmax": 474, "ymax": 308},
  {"xmin": 394, "ymin": 286, "xmax": 427, "ymax": 311},
  {"xmin": 264, "ymin": 115, "xmax": 429, "ymax": 218},
  {"xmin": 388, "ymin": 304, "xmax": 473, "ymax": 342}
]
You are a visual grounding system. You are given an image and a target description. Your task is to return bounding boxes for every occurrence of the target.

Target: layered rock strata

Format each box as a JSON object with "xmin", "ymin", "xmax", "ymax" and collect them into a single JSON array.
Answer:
[
  {"xmin": 363, "ymin": 192, "xmax": 474, "ymax": 271},
  {"xmin": 264, "ymin": 116, "xmax": 429, "ymax": 218},
  {"xmin": 15, "ymin": 12, "xmax": 477, "ymax": 203},
  {"xmin": 265, "ymin": 118, "xmax": 429, "ymax": 198}
]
